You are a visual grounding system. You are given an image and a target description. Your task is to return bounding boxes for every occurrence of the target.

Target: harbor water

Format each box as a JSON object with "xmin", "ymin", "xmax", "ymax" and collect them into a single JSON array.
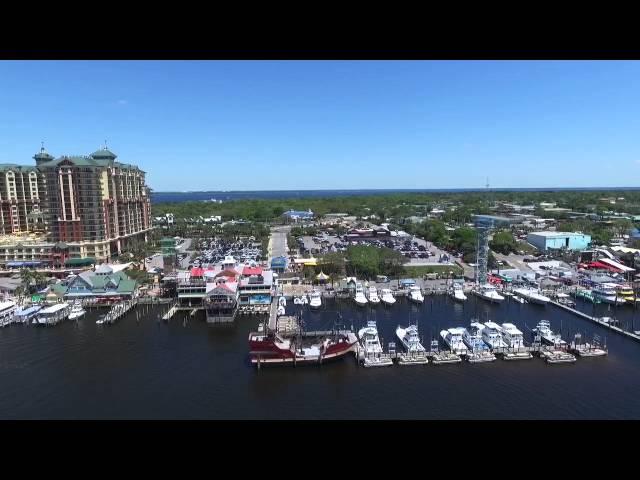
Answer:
[{"xmin": 1, "ymin": 296, "xmax": 640, "ymax": 419}]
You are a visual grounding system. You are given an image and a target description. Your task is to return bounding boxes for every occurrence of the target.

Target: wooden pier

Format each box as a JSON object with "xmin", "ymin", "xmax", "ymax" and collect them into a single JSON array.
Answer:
[
  {"xmin": 550, "ymin": 301, "xmax": 640, "ymax": 344},
  {"xmin": 102, "ymin": 298, "xmax": 138, "ymax": 325}
]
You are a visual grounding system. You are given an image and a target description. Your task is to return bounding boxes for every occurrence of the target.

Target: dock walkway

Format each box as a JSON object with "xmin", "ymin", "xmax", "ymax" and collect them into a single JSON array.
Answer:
[{"xmin": 550, "ymin": 301, "xmax": 640, "ymax": 343}]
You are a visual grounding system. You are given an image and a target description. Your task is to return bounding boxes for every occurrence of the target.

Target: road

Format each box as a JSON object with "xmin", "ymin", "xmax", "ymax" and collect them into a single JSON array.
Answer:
[{"xmin": 269, "ymin": 226, "xmax": 290, "ymax": 262}]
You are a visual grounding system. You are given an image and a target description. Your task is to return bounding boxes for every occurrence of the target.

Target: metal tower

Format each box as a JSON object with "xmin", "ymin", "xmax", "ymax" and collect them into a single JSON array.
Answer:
[{"xmin": 475, "ymin": 217, "xmax": 493, "ymax": 285}]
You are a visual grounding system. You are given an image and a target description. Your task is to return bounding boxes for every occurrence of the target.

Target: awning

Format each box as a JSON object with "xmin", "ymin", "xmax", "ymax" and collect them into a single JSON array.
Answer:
[{"xmin": 65, "ymin": 257, "xmax": 96, "ymax": 266}]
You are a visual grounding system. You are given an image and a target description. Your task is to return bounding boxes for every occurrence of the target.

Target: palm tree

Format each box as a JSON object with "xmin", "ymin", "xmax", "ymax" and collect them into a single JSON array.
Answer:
[{"xmin": 20, "ymin": 268, "xmax": 34, "ymax": 295}]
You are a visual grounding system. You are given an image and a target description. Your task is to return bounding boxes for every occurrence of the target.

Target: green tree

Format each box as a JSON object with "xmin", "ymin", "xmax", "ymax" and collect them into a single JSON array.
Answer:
[{"xmin": 489, "ymin": 230, "xmax": 517, "ymax": 255}]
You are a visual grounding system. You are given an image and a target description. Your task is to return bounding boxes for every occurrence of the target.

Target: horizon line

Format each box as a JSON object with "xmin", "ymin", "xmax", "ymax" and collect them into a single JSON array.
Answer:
[{"xmin": 151, "ymin": 186, "xmax": 640, "ymax": 194}]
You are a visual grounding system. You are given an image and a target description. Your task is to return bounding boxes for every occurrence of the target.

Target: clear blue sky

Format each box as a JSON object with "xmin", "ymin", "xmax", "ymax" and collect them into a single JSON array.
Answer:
[{"xmin": 1, "ymin": 60, "xmax": 639, "ymax": 191}]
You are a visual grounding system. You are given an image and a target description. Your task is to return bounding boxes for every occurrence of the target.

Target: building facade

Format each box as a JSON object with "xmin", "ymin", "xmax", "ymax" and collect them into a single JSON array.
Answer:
[
  {"xmin": 0, "ymin": 145, "xmax": 152, "ymax": 267},
  {"xmin": 527, "ymin": 231, "xmax": 592, "ymax": 252}
]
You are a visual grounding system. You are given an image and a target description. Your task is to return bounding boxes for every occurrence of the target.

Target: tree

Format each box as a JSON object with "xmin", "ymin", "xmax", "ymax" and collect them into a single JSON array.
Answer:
[
  {"xmin": 320, "ymin": 252, "xmax": 346, "ymax": 276},
  {"xmin": 490, "ymin": 230, "xmax": 517, "ymax": 255}
]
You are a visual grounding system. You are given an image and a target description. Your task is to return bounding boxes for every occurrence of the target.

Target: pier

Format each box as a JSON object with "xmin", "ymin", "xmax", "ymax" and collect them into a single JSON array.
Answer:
[
  {"xmin": 101, "ymin": 298, "xmax": 138, "ymax": 325},
  {"xmin": 550, "ymin": 300, "xmax": 640, "ymax": 343}
]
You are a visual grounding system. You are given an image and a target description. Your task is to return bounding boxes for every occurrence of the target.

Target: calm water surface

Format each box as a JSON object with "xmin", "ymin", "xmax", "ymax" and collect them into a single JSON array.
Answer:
[{"xmin": 1, "ymin": 296, "xmax": 639, "ymax": 419}]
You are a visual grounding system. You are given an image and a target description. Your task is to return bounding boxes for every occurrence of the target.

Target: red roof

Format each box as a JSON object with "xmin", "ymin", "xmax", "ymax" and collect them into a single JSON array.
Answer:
[
  {"xmin": 242, "ymin": 266, "xmax": 262, "ymax": 276},
  {"xmin": 588, "ymin": 261, "xmax": 621, "ymax": 272},
  {"xmin": 190, "ymin": 267, "xmax": 205, "ymax": 277}
]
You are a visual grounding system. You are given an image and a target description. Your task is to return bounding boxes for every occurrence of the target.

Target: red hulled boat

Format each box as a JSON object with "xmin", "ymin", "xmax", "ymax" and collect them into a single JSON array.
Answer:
[{"xmin": 248, "ymin": 322, "xmax": 358, "ymax": 366}]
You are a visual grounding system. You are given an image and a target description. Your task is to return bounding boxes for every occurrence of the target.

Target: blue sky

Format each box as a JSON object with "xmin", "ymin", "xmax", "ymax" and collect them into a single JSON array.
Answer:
[{"xmin": 1, "ymin": 60, "xmax": 639, "ymax": 191}]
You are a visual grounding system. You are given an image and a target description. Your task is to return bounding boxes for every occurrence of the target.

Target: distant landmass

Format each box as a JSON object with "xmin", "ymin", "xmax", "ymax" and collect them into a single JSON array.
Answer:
[{"xmin": 151, "ymin": 188, "xmax": 640, "ymax": 204}]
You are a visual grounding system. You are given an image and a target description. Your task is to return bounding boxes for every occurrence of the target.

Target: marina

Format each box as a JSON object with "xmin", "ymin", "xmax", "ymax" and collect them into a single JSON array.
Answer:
[{"xmin": 1, "ymin": 293, "xmax": 640, "ymax": 419}]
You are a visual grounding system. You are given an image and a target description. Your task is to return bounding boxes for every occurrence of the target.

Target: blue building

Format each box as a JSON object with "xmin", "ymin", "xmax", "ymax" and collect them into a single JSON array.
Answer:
[
  {"xmin": 527, "ymin": 231, "xmax": 591, "ymax": 252},
  {"xmin": 282, "ymin": 209, "xmax": 314, "ymax": 223},
  {"xmin": 270, "ymin": 256, "xmax": 288, "ymax": 273}
]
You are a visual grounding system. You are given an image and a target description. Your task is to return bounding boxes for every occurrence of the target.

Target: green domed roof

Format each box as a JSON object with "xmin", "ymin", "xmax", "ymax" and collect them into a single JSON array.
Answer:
[
  {"xmin": 33, "ymin": 146, "xmax": 53, "ymax": 161},
  {"xmin": 90, "ymin": 147, "xmax": 117, "ymax": 160}
]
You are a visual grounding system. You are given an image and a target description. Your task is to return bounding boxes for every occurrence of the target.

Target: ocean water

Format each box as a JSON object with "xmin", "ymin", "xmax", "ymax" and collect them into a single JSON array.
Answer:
[{"xmin": 151, "ymin": 187, "xmax": 640, "ymax": 204}]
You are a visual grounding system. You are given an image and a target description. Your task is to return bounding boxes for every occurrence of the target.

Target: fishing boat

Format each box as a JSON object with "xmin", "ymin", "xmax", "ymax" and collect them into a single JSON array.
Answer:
[
  {"xmin": 512, "ymin": 287, "xmax": 550, "ymax": 305},
  {"xmin": 309, "ymin": 290, "xmax": 322, "ymax": 309},
  {"xmin": 500, "ymin": 323, "xmax": 533, "ymax": 360},
  {"xmin": 408, "ymin": 285, "xmax": 424, "ymax": 304},
  {"xmin": 440, "ymin": 327, "xmax": 469, "ymax": 356},
  {"xmin": 367, "ymin": 286, "xmax": 381, "ymax": 305},
  {"xmin": 533, "ymin": 320, "xmax": 566, "ymax": 347},
  {"xmin": 278, "ymin": 296, "xmax": 287, "ymax": 307},
  {"xmin": 380, "ymin": 288, "xmax": 396, "ymax": 306},
  {"xmin": 481, "ymin": 321, "xmax": 508, "ymax": 349},
  {"xmin": 354, "ymin": 283, "xmax": 368, "ymax": 307},
  {"xmin": 462, "ymin": 322, "xmax": 489, "ymax": 351},
  {"xmin": 68, "ymin": 301, "xmax": 86, "ymax": 320},
  {"xmin": 358, "ymin": 321, "xmax": 393, "ymax": 367},
  {"xmin": 277, "ymin": 305, "xmax": 286, "ymax": 316},
  {"xmin": 569, "ymin": 333, "xmax": 608, "ymax": 357},
  {"xmin": 396, "ymin": 322, "xmax": 428, "ymax": 364},
  {"xmin": 472, "ymin": 284, "xmax": 504, "ymax": 303},
  {"xmin": 449, "ymin": 283, "xmax": 467, "ymax": 302}
]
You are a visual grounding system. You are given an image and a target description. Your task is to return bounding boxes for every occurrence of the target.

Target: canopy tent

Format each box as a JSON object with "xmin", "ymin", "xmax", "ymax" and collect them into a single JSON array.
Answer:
[{"xmin": 316, "ymin": 271, "xmax": 330, "ymax": 283}]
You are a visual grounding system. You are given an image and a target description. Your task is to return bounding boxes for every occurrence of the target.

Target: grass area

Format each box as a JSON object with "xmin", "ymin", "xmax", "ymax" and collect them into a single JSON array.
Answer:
[
  {"xmin": 404, "ymin": 265, "xmax": 463, "ymax": 278},
  {"xmin": 516, "ymin": 241, "xmax": 537, "ymax": 254}
]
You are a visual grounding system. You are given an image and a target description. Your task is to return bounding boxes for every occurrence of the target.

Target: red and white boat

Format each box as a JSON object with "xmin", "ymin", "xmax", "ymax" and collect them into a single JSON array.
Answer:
[{"xmin": 249, "ymin": 330, "xmax": 358, "ymax": 366}]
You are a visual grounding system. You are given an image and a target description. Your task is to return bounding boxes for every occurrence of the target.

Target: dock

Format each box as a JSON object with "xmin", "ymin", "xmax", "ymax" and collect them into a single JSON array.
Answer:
[
  {"xmin": 102, "ymin": 298, "xmax": 138, "ymax": 325},
  {"xmin": 550, "ymin": 301, "xmax": 640, "ymax": 343}
]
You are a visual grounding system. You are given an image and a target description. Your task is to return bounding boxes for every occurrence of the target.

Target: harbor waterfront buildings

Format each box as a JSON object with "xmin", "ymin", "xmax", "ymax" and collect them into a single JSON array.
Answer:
[{"xmin": 0, "ymin": 145, "xmax": 152, "ymax": 267}]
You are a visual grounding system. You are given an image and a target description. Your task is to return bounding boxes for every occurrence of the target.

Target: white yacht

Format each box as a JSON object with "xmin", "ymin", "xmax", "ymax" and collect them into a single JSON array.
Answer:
[
  {"xmin": 481, "ymin": 321, "xmax": 508, "ymax": 349},
  {"xmin": 380, "ymin": 288, "xmax": 396, "ymax": 306},
  {"xmin": 439, "ymin": 327, "xmax": 469, "ymax": 356},
  {"xmin": 512, "ymin": 287, "xmax": 550, "ymax": 305},
  {"xmin": 68, "ymin": 301, "xmax": 86, "ymax": 320},
  {"xmin": 278, "ymin": 296, "xmax": 287, "ymax": 307},
  {"xmin": 367, "ymin": 286, "xmax": 380, "ymax": 305},
  {"xmin": 450, "ymin": 283, "xmax": 467, "ymax": 302},
  {"xmin": 396, "ymin": 324, "xmax": 426, "ymax": 354},
  {"xmin": 500, "ymin": 323, "xmax": 526, "ymax": 348},
  {"xmin": 277, "ymin": 305, "xmax": 286, "ymax": 316},
  {"xmin": 358, "ymin": 321, "xmax": 393, "ymax": 367},
  {"xmin": 309, "ymin": 290, "xmax": 322, "ymax": 309},
  {"xmin": 408, "ymin": 285, "xmax": 424, "ymax": 304},
  {"xmin": 396, "ymin": 324, "xmax": 428, "ymax": 364},
  {"xmin": 463, "ymin": 322, "xmax": 489, "ymax": 352},
  {"xmin": 592, "ymin": 284, "xmax": 626, "ymax": 305},
  {"xmin": 354, "ymin": 283, "xmax": 368, "ymax": 307},
  {"xmin": 533, "ymin": 320, "xmax": 566, "ymax": 347},
  {"xmin": 472, "ymin": 284, "xmax": 504, "ymax": 303}
]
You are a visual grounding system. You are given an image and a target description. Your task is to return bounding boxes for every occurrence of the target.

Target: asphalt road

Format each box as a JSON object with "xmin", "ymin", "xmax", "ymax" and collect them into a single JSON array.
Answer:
[{"xmin": 269, "ymin": 227, "xmax": 290, "ymax": 262}]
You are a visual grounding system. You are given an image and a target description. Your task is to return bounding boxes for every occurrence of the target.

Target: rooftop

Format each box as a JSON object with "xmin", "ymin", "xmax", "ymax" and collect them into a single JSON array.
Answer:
[{"xmin": 529, "ymin": 231, "xmax": 590, "ymax": 237}]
